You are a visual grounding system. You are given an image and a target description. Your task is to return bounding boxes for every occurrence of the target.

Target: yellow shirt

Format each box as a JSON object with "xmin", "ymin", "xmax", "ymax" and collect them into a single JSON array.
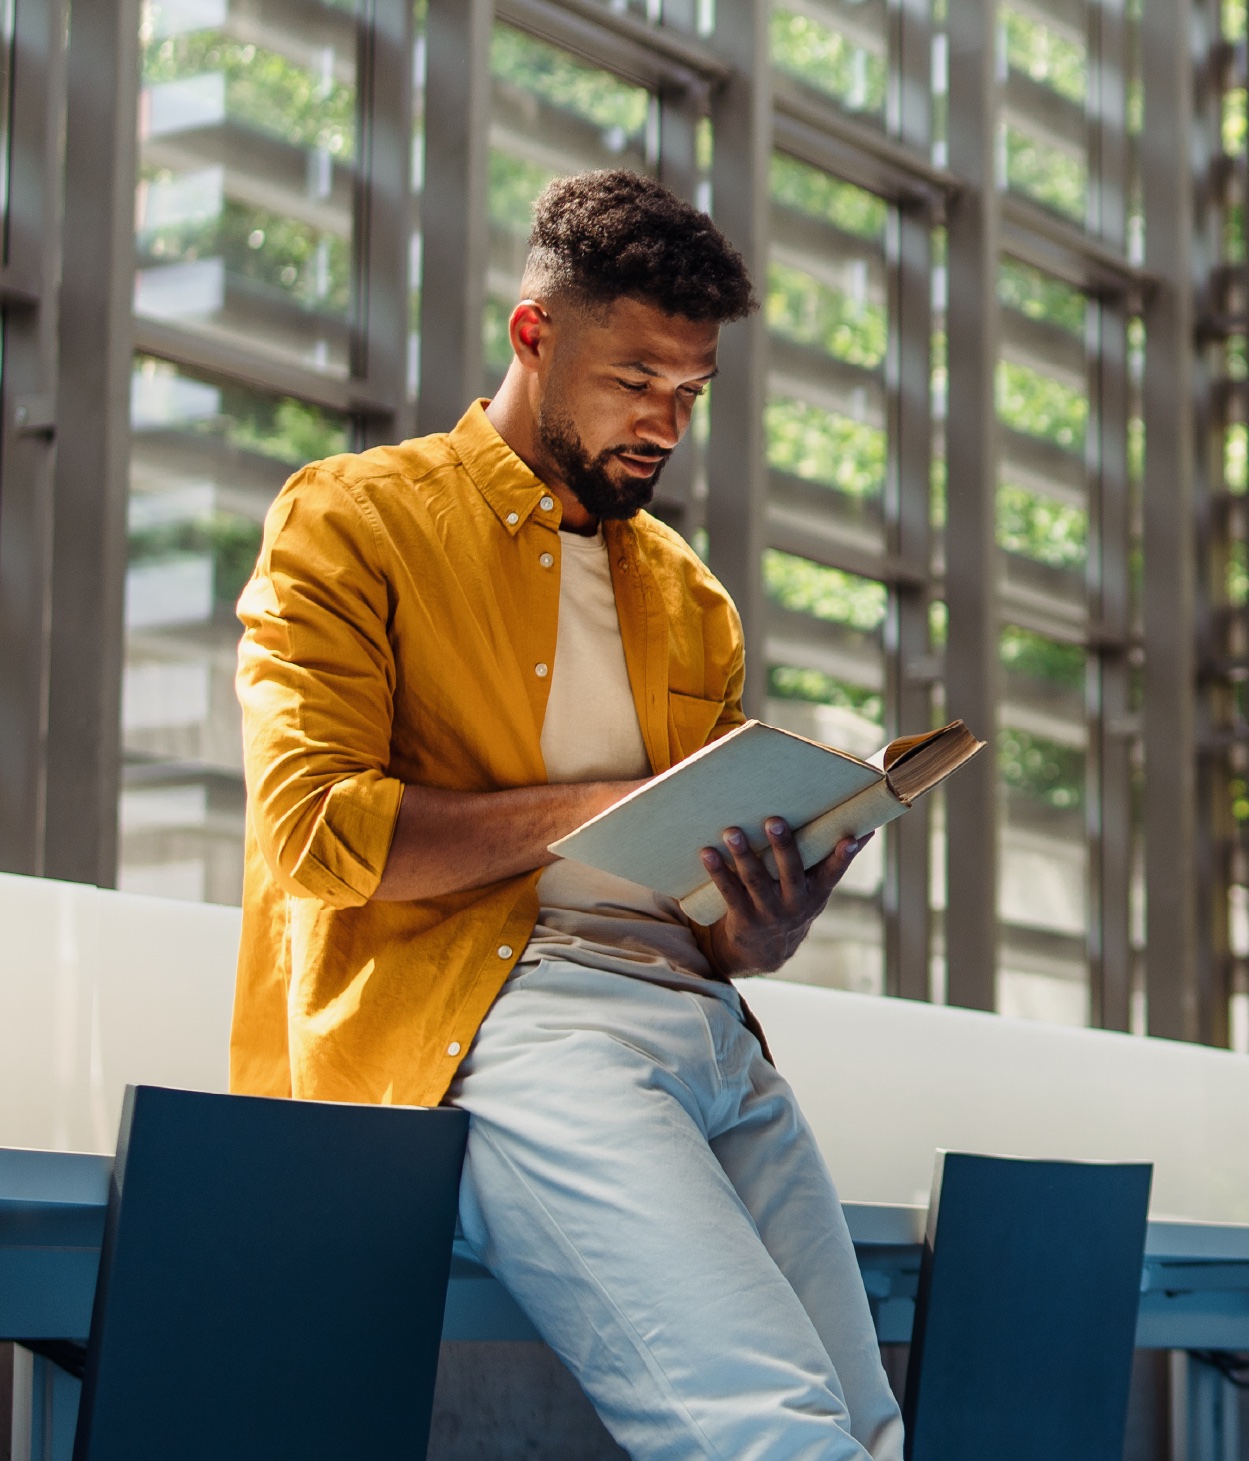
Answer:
[{"xmin": 231, "ymin": 401, "xmax": 746, "ymax": 1107}]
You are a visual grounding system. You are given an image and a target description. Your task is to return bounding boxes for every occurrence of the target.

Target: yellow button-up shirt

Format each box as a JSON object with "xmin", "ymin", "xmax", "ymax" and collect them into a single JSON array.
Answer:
[{"xmin": 231, "ymin": 401, "xmax": 746, "ymax": 1107}]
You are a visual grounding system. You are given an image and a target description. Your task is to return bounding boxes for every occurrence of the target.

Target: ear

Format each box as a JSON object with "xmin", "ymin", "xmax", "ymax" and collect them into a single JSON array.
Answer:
[{"xmin": 509, "ymin": 300, "xmax": 551, "ymax": 371}]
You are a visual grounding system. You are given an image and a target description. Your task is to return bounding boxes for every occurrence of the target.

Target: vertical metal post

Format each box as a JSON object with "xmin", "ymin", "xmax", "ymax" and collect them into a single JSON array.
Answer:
[
  {"xmin": 884, "ymin": 0, "xmax": 933, "ymax": 1001},
  {"xmin": 1087, "ymin": 0, "xmax": 1133, "ymax": 1030},
  {"xmin": 40, "ymin": 0, "xmax": 140, "ymax": 888},
  {"xmin": 356, "ymin": 0, "xmax": 415, "ymax": 447},
  {"xmin": 942, "ymin": 0, "xmax": 1000, "ymax": 1010},
  {"xmin": 654, "ymin": 0, "xmax": 707, "ymax": 540},
  {"xmin": 707, "ymin": 0, "xmax": 771, "ymax": 717},
  {"xmin": 1141, "ymin": 0, "xmax": 1200, "ymax": 1040},
  {"xmin": 416, "ymin": 0, "xmax": 493, "ymax": 434},
  {"xmin": 0, "ymin": 0, "xmax": 69, "ymax": 877}
]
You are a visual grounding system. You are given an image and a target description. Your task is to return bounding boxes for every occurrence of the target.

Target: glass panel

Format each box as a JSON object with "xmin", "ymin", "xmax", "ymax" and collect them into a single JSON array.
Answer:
[
  {"xmin": 999, "ymin": 1, "xmax": 1089, "ymax": 223},
  {"xmin": 136, "ymin": 0, "xmax": 360, "ymax": 376},
  {"xmin": 763, "ymin": 549, "xmax": 887, "ymax": 992},
  {"xmin": 767, "ymin": 155, "xmax": 888, "ymax": 557},
  {"xmin": 997, "ymin": 258, "xmax": 1088, "ymax": 620},
  {"xmin": 484, "ymin": 23, "xmax": 659, "ymax": 391},
  {"xmin": 997, "ymin": 625, "xmax": 1089, "ymax": 1024},
  {"xmin": 770, "ymin": 0, "xmax": 888, "ymax": 125},
  {"xmin": 119, "ymin": 355, "xmax": 348, "ymax": 904}
]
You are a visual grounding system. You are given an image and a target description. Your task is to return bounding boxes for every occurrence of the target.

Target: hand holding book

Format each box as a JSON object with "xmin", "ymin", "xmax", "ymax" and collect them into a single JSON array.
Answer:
[{"xmin": 549, "ymin": 719, "xmax": 985, "ymax": 926}]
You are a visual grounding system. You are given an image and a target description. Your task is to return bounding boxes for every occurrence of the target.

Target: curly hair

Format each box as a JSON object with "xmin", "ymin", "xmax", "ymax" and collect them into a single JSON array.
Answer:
[{"xmin": 521, "ymin": 170, "xmax": 757, "ymax": 323}]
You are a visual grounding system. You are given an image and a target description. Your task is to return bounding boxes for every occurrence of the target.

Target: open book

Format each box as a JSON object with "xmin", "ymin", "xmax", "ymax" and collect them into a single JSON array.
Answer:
[{"xmin": 549, "ymin": 719, "xmax": 985, "ymax": 926}]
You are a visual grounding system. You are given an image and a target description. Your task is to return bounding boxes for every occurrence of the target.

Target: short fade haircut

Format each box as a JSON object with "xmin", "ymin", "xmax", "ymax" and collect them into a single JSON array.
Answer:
[{"xmin": 521, "ymin": 170, "xmax": 757, "ymax": 324}]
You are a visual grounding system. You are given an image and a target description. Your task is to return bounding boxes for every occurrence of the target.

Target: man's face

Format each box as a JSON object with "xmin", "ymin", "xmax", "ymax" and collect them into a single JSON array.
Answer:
[{"xmin": 533, "ymin": 296, "xmax": 720, "ymax": 520}]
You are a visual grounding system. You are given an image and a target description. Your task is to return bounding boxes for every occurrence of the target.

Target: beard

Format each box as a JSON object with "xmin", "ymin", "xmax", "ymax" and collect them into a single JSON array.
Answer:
[{"xmin": 536, "ymin": 406, "xmax": 670, "ymax": 521}]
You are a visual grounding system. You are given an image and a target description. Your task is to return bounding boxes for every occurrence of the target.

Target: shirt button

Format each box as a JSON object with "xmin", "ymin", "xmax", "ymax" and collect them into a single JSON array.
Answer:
[
  {"xmin": 535, "ymin": 663, "xmax": 548, "ymax": 678},
  {"xmin": 539, "ymin": 495, "xmax": 554, "ymax": 512},
  {"xmin": 506, "ymin": 511, "xmax": 519, "ymax": 526},
  {"xmin": 539, "ymin": 552, "xmax": 554, "ymax": 568},
  {"xmin": 447, "ymin": 1041, "xmax": 461, "ymax": 1057},
  {"xmin": 497, "ymin": 944, "xmax": 513, "ymax": 959}
]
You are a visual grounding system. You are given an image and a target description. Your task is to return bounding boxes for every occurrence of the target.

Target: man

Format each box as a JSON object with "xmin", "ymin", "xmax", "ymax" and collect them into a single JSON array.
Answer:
[{"xmin": 233, "ymin": 170, "xmax": 904, "ymax": 1460}]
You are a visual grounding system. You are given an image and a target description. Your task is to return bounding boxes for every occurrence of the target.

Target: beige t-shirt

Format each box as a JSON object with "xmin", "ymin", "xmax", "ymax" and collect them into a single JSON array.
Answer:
[{"xmin": 520, "ymin": 527, "xmax": 713, "ymax": 988}]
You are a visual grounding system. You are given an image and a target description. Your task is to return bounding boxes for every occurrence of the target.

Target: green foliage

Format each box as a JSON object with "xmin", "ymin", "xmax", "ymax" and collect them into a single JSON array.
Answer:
[
  {"xmin": 767, "ymin": 261, "xmax": 886, "ymax": 368},
  {"xmin": 1003, "ymin": 127, "xmax": 1086, "ymax": 221},
  {"xmin": 142, "ymin": 34, "xmax": 355, "ymax": 155},
  {"xmin": 997, "ymin": 359, "xmax": 1087, "ymax": 450},
  {"xmin": 998, "ymin": 258, "xmax": 1086, "ymax": 336},
  {"xmin": 768, "ymin": 665, "xmax": 883, "ymax": 724},
  {"xmin": 224, "ymin": 394, "xmax": 349, "ymax": 465},
  {"xmin": 482, "ymin": 296, "xmax": 515, "ymax": 372},
  {"xmin": 769, "ymin": 155, "xmax": 886, "ymax": 240},
  {"xmin": 1230, "ymin": 776, "xmax": 1249, "ymax": 822},
  {"xmin": 1001, "ymin": 6, "xmax": 1086, "ymax": 104},
  {"xmin": 770, "ymin": 8, "xmax": 886, "ymax": 115},
  {"xmin": 999, "ymin": 727, "xmax": 1085, "ymax": 811},
  {"xmin": 1000, "ymin": 624, "xmax": 1085, "ymax": 690},
  {"xmin": 129, "ymin": 517, "xmax": 264, "ymax": 604},
  {"xmin": 763, "ymin": 549, "xmax": 887, "ymax": 629},
  {"xmin": 488, "ymin": 150, "xmax": 554, "ymax": 236},
  {"xmin": 1226, "ymin": 88, "xmax": 1247, "ymax": 155},
  {"xmin": 1228, "ymin": 423, "xmax": 1248, "ymax": 493},
  {"xmin": 1228, "ymin": 541, "xmax": 1249, "ymax": 607},
  {"xmin": 929, "ymin": 599, "xmax": 947, "ymax": 647},
  {"xmin": 997, "ymin": 483, "xmax": 1087, "ymax": 568},
  {"xmin": 764, "ymin": 396, "xmax": 885, "ymax": 497},
  {"xmin": 137, "ymin": 192, "xmax": 351, "ymax": 314},
  {"xmin": 1227, "ymin": 0, "xmax": 1248, "ymax": 40},
  {"xmin": 490, "ymin": 24, "xmax": 650, "ymax": 137}
]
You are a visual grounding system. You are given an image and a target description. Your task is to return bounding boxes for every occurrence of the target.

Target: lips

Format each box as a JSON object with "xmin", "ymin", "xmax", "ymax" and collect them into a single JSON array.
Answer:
[{"xmin": 615, "ymin": 451, "xmax": 669, "ymax": 477}]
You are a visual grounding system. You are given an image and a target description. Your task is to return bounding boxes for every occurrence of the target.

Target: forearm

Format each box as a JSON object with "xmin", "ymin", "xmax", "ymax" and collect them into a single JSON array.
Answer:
[{"xmin": 373, "ymin": 778, "xmax": 644, "ymax": 901}]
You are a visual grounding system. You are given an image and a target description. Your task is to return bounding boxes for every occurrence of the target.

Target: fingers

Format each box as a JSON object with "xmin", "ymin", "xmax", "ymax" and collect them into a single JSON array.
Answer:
[
  {"xmin": 811, "ymin": 832, "xmax": 872, "ymax": 900},
  {"xmin": 719, "ymin": 827, "xmax": 781, "ymax": 913},
  {"xmin": 764, "ymin": 817, "xmax": 807, "ymax": 904},
  {"xmin": 699, "ymin": 845, "xmax": 756, "ymax": 919}
]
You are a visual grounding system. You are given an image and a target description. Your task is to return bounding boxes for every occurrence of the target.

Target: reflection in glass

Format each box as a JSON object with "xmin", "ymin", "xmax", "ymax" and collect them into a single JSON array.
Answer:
[
  {"xmin": 997, "ymin": 625, "xmax": 1089, "ymax": 1025},
  {"xmin": 999, "ymin": 3, "xmax": 1088, "ymax": 222},
  {"xmin": 763, "ymin": 550, "xmax": 888, "ymax": 993},
  {"xmin": 119, "ymin": 355, "xmax": 348, "ymax": 904},
  {"xmin": 136, "ymin": 0, "xmax": 359, "ymax": 375},
  {"xmin": 483, "ymin": 24, "xmax": 658, "ymax": 389},
  {"xmin": 770, "ymin": 0, "xmax": 887, "ymax": 123}
]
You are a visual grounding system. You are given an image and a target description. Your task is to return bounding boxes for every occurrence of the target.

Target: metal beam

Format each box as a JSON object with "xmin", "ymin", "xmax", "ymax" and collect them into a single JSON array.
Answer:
[
  {"xmin": 41, "ymin": 0, "xmax": 141, "ymax": 886},
  {"xmin": 707, "ymin": 0, "xmax": 770, "ymax": 717},
  {"xmin": 883, "ymin": 0, "xmax": 934, "ymax": 1003},
  {"xmin": 0, "ymin": 0, "xmax": 69, "ymax": 876},
  {"xmin": 1087, "ymin": 0, "xmax": 1133, "ymax": 1032},
  {"xmin": 1142, "ymin": 0, "xmax": 1201, "ymax": 1039},
  {"xmin": 942, "ymin": 0, "xmax": 1001, "ymax": 1011},
  {"xmin": 355, "ymin": 0, "xmax": 415, "ymax": 445},
  {"xmin": 417, "ymin": 0, "xmax": 494, "ymax": 433}
]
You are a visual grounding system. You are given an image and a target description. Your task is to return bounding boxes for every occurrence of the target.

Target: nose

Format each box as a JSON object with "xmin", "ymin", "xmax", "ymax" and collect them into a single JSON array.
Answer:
[{"xmin": 635, "ymin": 389, "xmax": 683, "ymax": 451}]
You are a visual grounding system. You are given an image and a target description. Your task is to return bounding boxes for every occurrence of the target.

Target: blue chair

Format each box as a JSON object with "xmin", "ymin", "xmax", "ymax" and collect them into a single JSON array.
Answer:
[
  {"xmin": 72, "ymin": 1085, "xmax": 467, "ymax": 1461},
  {"xmin": 902, "ymin": 1151, "xmax": 1152, "ymax": 1461}
]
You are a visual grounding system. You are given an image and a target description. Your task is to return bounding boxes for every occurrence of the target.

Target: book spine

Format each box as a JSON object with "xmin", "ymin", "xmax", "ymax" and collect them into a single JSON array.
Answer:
[{"xmin": 678, "ymin": 778, "xmax": 908, "ymax": 927}]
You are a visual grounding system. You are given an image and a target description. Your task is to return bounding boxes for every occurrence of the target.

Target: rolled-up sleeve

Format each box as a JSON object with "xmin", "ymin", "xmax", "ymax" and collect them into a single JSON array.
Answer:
[{"xmin": 236, "ymin": 468, "xmax": 404, "ymax": 909}]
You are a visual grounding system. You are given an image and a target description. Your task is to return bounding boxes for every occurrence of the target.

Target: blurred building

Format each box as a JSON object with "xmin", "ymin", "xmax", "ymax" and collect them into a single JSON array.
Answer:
[{"xmin": 0, "ymin": 0, "xmax": 1246, "ymax": 1054}]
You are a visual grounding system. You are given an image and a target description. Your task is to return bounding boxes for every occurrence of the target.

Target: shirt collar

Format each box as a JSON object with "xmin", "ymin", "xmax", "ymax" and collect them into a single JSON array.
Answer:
[{"xmin": 448, "ymin": 399, "xmax": 563, "ymax": 536}]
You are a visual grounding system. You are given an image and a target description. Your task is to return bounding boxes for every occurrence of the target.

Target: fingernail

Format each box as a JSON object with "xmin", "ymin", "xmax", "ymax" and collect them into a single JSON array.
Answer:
[
  {"xmin": 766, "ymin": 818, "xmax": 786, "ymax": 837},
  {"xmin": 701, "ymin": 848, "xmax": 719, "ymax": 869},
  {"xmin": 725, "ymin": 829, "xmax": 746, "ymax": 850}
]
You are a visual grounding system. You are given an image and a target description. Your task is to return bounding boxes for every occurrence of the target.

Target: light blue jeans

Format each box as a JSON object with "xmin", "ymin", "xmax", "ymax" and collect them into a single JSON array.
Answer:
[{"xmin": 447, "ymin": 959, "xmax": 905, "ymax": 1461}]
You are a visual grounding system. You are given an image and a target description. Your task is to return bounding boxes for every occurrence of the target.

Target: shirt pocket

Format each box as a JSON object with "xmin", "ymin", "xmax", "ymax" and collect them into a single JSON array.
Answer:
[{"xmin": 667, "ymin": 690, "xmax": 725, "ymax": 763}]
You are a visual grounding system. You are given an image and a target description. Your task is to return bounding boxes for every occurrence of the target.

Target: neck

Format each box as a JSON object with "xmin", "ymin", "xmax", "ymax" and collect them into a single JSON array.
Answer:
[{"xmin": 484, "ymin": 365, "xmax": 599, "ymax": 534}]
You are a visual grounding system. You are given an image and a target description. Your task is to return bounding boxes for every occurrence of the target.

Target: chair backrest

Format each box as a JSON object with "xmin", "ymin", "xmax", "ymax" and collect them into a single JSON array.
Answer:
[
  {"xmin": 72, "ymin": 1085, "xmax": 468, "ymax": 1461},
  {"xmin": 902, "ymin": 1151, "xmax": 1152, "ymax": 1461}
]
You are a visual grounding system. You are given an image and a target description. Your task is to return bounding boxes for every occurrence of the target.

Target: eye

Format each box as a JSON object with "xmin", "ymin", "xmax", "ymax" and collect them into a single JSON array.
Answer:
[
  {"xmin": 617, "ymin": 378, "xmax": 648, "ymax": 393},
  {"xmin": 680, "ymin": 385, "xmax": 706, "ymax": 399}
]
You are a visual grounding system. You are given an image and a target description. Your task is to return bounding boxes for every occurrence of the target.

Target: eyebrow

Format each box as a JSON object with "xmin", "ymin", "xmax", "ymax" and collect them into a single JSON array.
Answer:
[{"xmin": 611, "ymin": 360, "xmax": 720, "ymax": 382}]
